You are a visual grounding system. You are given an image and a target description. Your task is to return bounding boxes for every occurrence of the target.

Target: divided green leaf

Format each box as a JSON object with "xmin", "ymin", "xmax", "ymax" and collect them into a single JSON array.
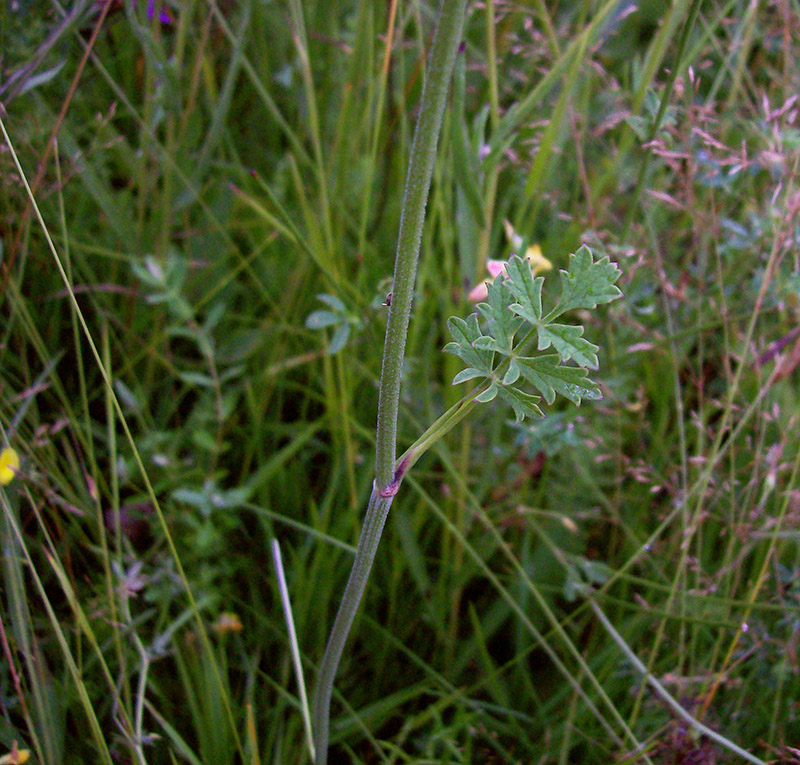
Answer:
[
  {"xmin": 443, "ymin": 313, "xmax": 494, "ymax": 377},
  {"xmin": 537, "ymin": 323, "xmax": 599, "ymax": 369},
  {"xmin": 505, "ymin": 254, "xmax": 544, "ymax": 325},
  {"xmin": 516, "ymin": 354, "xmax": 601, "ymax": 406},
  {"xmin": 445, "ymin": 244, "xmax": 621, "ymax": 422},
  {"xmin": 476, "ymin": 278, "xmax": 523, "ymax": 353},
  {"xmin": 550, "ymin": 245, "xmax": 623, "ymax": 318},
  {"xmin": 497, "ymin": 385, "xmax": 544, "ymax": 423}
]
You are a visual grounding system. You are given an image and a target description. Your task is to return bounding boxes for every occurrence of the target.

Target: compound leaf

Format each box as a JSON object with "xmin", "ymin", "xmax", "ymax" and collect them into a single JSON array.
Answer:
[{"xmin": 445, "ymin": 245, "xmax": 619, "ymax": 419}]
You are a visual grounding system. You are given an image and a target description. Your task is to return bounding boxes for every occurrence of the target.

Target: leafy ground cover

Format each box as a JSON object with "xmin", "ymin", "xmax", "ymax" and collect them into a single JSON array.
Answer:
[{"xmin": 1, "ymin": 1, "xmax": 800, "ymax": 762}]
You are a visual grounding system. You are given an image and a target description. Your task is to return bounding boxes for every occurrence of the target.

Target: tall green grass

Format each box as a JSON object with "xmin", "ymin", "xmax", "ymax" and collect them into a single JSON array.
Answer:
[{"xmin": 1, "ymin": 0, "xmax": 799, "ymax": 761}]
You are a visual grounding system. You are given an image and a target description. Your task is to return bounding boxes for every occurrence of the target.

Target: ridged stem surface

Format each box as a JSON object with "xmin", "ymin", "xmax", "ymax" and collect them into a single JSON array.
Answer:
[{"xmin": 311, "ymin": 2, "xmax": 467, "ymax": 761}]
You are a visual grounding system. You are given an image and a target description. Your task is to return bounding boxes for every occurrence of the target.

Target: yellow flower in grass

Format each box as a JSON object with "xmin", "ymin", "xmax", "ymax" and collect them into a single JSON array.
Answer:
[
  {"xmin": 0, "ymin": 746, "xmax": 30, "ymax": 764},
  {"xmin": 468, "ymin": 220, "xmax": 552, "ymax": 302},
  {"xmin": 213, "ymin": 612, "xmax": 243, "ymax": 634},
  {"xmin": 0, "ymin": 447, "xmax": 20, "ymax": 486},
  {"xmin": 502, "ymin": 219, "xmax": 552, "ymax": 271}
]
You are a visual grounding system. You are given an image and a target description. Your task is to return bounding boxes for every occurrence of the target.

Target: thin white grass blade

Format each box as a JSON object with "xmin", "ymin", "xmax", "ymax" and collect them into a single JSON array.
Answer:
[
  {"xmin": 271, "ymin": 539, "xmax": 316, "ymax": 762},
  {"xmin": 589, "ymin": 600, "xmax": 766, "ymax": 765}
]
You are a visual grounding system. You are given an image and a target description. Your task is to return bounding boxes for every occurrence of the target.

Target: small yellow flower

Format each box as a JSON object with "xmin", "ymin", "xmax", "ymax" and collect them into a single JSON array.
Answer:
[
  {"xmin": 0, "ymin": 447, "xmax": 20, "ymax": 486},
  {"xmin": 213, "ymin": 612, "xmax": 243, "ymax": 634},
  {"xmin": 468, "ymin": 221, "xmax": 552, "ymax": 302},
  {"xmin": 0, "ymin": 746, "xmax": 30, "ymax": 764},
  {"xmin": 502, "ymin": 219, "xmax": 552, "ymax": 274}
]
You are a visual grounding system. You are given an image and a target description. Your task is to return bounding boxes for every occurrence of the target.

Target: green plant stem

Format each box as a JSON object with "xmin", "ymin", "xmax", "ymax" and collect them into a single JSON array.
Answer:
[
  {"xmin": 311, "ymin": 488, "xmax": 393, "ymax": 761},
  {"xmin": 311, "ymin": 1, "xmax": 467, "ymax": 762},
  {"xmin": 374, "ymin": 0, "xmax": 467, "ymax": 491}
]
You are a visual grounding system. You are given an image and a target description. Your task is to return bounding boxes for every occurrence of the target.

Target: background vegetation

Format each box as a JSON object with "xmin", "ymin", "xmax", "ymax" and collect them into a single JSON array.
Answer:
[{"xmin": 1, "ymin": 0, "xmax": 799, "ymax": 762}]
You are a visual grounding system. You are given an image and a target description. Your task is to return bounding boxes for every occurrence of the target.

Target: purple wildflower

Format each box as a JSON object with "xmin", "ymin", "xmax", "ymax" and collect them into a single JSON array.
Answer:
[{"xmin": 131, "ymin": 0, "xmax": 172, "ymax": 25}]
